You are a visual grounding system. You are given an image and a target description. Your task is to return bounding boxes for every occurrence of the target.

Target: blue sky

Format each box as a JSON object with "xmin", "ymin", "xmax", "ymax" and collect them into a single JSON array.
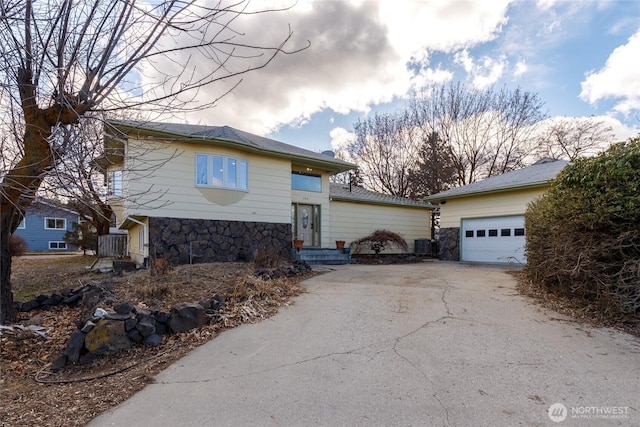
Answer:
[{"xmin": 180, "ymin": 1, "xmax": 640, "ymax": 153}]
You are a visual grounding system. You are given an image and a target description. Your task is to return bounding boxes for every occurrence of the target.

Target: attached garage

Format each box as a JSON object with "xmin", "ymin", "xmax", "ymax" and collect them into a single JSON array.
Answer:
[
  {"xmin": 425, "ymin": 158, "xmax": 569, "ymax": 264},
  {"xmin": 461, "ymin": 216, "xmax": 526, "ymax": 264}
]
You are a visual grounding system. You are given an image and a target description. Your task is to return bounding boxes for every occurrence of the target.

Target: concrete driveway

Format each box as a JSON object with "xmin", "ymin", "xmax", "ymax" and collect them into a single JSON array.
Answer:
[{"xmin": 90, "ymin": 262, "xmax": 639, "ymax": 426}]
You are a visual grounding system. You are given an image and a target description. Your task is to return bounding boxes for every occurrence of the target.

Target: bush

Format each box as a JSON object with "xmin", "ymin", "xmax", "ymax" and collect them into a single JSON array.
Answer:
[
  {"xmin": 9, "ymin": 234, "xmax": 28, "ymax": 256},
  {"xmin": 525, "ymin": 137, "xmax": 640, "ymax": 319},
  {"xmin": 351, "ymin": 229, "xmax": 408, "ymax": 255}
]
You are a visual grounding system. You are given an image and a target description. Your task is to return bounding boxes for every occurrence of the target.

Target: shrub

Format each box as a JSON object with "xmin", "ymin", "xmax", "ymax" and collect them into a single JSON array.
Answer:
[
  {"xmin": 525, "ymin": 137, "xmax": 640, "ymax": 318},
  {"xmin": 351, "ymin": 229, "xmax": 408, "ymax": 255},
  {"xmin": 9, "ymin": 234, "xmax": 28, "ymax": 256}
]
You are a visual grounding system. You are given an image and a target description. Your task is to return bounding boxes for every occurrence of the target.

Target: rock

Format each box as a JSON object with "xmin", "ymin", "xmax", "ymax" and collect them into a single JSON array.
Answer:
[
  {"xmin": 84, "ymin": 319, "xmax": 131, "ymax": 356},
  {"xmin": 155, "ymin": 322, "xmax": 169, "ymax": 335},
  {"xmin": 127, "ymin": 328, "xmax": 143, "ymax": 344},
  {"xmin": 79, "ymin": 352, "xmax": 98, "ymax": 365},
  {"xmin": 35, "ymin": 294, "xmax": 48, "ymax": 303},
  {"xmin": 198, "ymin": 299, "xmax": 211, "ymax": 309},
  {"xmin": 21, "ymin": 299, "xmax": 40, "ymax": 312},
  {"xmin": 124, "ymin": 318, "xmax": 138, "ymax": 332},
  {"xmin": 60, "ymin": 288, "xmax": 72, "ymax": 297},
  {"xmin": 113, "ymin": 261, "xmax": 136, "ymax": 273},
  {"xmin": 155, "ymin": 311, "xmax": 171, "ymax": 323},
  {"xmin": 211, "ymin": 294, "xmax": 226, "ymax": 311},
  {"xmin": 82, "ymin": 289, "xmax": 102, "ymax": 307},
  {"xmin": 105, "ymin": 312, "xmax": 133, "ymax": 321},
  {"xmin": 65, "ymin": 331, "xmax": 86, "ymax": 363},
  {"xmin": 134, "ymin": 306, "xmax": 151, "ymax": 318},
  {"xmin": 62, "ymin": 294, "xmax": 81, "ymax": 305},
  {"xmin": 51, "ymin": 354, "xmax": 68, "ymax": 372},
  {"xmin": 81, "ymin": 321, "xmax": 96, "ymax": 333},
  {"xmin": 41, "ymin": 294, "xmax": 63, "ymax": 306},
  {"xmin": 168, "ymin": 302, "xmax": 208, "ymax": 333},
  {"xmin": 136, "ymin": 315, "xmax": 156, "ymax": 337},
  {"xmin": 143, "ymin": 333, "xmax": 163, "ymax": 346}
]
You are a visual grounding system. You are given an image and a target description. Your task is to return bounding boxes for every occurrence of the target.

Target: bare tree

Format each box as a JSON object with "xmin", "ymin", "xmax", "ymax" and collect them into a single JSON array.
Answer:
[
  {"xmin": 347, "ymin": 111, "xmax": 422, "ymax": 197},
  {"xmin": 0, "ymin": 0, "xmax": 306, "ymax": 323},
  {"xmin": 535, "ymin": 117, "xmax": 616, "ymax": 160},
  {"xmin": 412, "ymin": 82, "xmax": 546, "ymax": 185}
]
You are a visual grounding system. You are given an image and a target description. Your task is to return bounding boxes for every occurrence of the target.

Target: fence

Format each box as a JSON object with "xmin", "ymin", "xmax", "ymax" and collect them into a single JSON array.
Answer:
[{"xmin": 98, "ymin": 234, "xmax": 127, "ymax": 257}]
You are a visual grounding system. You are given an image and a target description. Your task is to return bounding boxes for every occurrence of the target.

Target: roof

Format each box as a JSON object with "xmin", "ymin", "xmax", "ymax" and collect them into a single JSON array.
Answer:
[
  {"xmin": 105, "ymin": 120, "xmax": 356, "ymax": 174},
  {"xmin": 330, "ymin": 183, "xmax": 435, "ymax": 209},
  {"xmin": 425, "ymin": 158, "xmax": 569, "ymax": 202}
]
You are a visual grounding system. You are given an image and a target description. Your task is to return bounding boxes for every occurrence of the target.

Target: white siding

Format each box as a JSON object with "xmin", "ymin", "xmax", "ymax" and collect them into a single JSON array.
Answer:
[
  {"xmin": 123, "ymin": 139, "xmax": 292, "ymax": 224},
  {"xmin": 329, "ymin": 201, "xmax": 431, "ymax": 253}
]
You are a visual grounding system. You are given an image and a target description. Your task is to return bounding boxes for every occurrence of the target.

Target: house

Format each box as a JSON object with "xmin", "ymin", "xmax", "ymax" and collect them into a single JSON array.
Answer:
[
  {"xmin": 98, "ymin": 120, "xmax": 433, "ymax": 266},
  {"xmin": 425, "ymin": 158, "xmax": 569, "ymax": 264},
  {"xmin": 12, "ymin": 200, "xmax": 80, "ymax": 252}
]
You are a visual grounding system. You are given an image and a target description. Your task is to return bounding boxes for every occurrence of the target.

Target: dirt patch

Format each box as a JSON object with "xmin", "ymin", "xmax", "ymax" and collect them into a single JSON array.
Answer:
[{"xmin": 1, "ymin": 256, "xmax": 317, "ymax": 426}]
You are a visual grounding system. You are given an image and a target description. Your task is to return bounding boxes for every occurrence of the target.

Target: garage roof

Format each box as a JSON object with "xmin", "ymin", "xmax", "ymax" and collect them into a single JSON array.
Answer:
[{"xmin": 425, "ymin": 158, "xmax": 569, "ymax": 202}]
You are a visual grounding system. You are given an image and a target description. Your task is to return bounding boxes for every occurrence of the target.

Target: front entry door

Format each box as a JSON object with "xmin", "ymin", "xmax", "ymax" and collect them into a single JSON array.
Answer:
[{"xmin": 296, "ymin": 205, "xmax": 314, "ymax": 246}]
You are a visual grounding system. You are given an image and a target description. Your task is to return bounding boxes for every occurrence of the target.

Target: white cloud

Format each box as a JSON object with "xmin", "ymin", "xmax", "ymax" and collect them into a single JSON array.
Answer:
[
  {"xmin": 330, "ymin": 127, "xmax": 356, "ymax": 152},
  {"xmin": 453, "ymin": 50, "xmax": 507, "ymax": 90},
  {"xmin": 513, "ymin": 60, "xmax": 527, "ymax": 78},
  {"xmin": 580, "ymin": 29, "xmax": 640, "ymax": 116},
  {"xmin": 135, "ymin": 0, "xmax": 512, "ymax": 135}
]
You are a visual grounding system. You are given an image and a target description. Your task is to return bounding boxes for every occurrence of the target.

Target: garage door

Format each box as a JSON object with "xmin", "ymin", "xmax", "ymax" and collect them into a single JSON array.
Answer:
[{"xmin": 461, "ymin": 216, "xmax": 526, "ymax": 264}]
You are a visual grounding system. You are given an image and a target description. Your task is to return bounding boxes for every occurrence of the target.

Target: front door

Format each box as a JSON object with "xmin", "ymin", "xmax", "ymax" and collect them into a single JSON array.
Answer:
[{"xmin": 294, "ymin": 204, "xmax": 319, "ymax": 247}]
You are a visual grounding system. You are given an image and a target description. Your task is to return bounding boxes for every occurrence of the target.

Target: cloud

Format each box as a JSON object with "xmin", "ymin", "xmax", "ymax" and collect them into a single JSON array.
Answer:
[
  {"xmin": 453, "ymin": 50, "xmax": 507, "ymax": 90},
  {"xmin": 580, "ymin": 29, "xmax": 640, "ymax": 116},
  {"xmin": 330, "ymin": 127, "xmax": 356, "ymax": 152},
  {"xmin": 137, "ymin": 1, "xmax": 512, "ymax": 135}
]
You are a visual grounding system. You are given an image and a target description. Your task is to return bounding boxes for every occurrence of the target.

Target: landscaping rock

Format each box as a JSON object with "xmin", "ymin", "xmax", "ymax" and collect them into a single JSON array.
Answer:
[
  {"xmin": 79, "ymin": 352, "xmax": 97, "ymax": 365},
  {"xmin": 51, "ymin": 354, "xmax": 68, "ymax": 372},
  {"xmin": 41, "ymin": 294, "xmax": 63, "ymax": 306},
  {"xmin": 85, "ymin": 319, "xmax": 131, "ymax": 356},
  {"xmin": 113, "ymin": 261, "xmax": 137, "ymax": 273},
  {"xmin": 127, "ymin": 328, "xmax": 143, "ymax": 344},
  {"xmin": 168, "ymin": 302, "xmax": 208, "ymax": 333},
  {"xmin": 62, "ymin": 294, "xmax": 81, "ymax": 305},
  {"xmin": 114, "ymin": 301, "xmax": 134, "ymax": 314},
  {"xmin": 143, "ymin": 333, "xmax": 163, "ymax": 346},
  {"xmin": 136, "ymin": 315, "xmax": 156, "ymax": 337},
  {"xmin": 124, "ymin": 318, "xmax": 138, "ymax": 332},
  {"xmin": 81, "ymin": 321, "xmax": 96, "ymax": 334},
  {"xmin": 65, "ymin": 331, "xmax": 86, "ymax": 363},
  {"xmin": 155, "ymin": 311, "xmax": 171, "ymax": 323},
  {"xmin": 20, "ymin": 299, "xmax": 40, "ymax": 312},
  {"xmin": 155, "ymin": 322, "xmax": 169, "ymax": 335}
]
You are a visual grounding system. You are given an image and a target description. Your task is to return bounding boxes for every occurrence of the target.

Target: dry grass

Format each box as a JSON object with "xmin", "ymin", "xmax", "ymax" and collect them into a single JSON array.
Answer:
[{"xmin": 1, "ymin": 255, "xmax": 316, "ymax": 426}]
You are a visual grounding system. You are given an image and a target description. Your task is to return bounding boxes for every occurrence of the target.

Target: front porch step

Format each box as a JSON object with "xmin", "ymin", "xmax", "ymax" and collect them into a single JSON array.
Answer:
[{"xmin": 292, "ymin": 248, "xmax": 353, "ymax": 265}]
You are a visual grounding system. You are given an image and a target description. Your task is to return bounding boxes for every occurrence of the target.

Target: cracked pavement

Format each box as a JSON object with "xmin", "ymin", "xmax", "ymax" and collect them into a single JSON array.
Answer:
[{"xmin": 89, "ymin": 262, "xmax": 640, "ymax": 427}]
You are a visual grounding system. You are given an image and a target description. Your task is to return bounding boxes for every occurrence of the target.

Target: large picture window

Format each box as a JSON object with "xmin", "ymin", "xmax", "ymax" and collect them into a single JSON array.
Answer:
[
  {"xmin": 292, "ymin": 172, "xmax": 322, "ymax": 192},
  {"xmin": 45, "ymin": 217, "xmax": 66, "ymax": 230},
  {"xmin": 196, "ymin": 154, "xmax": 248, "ymax": 190}
]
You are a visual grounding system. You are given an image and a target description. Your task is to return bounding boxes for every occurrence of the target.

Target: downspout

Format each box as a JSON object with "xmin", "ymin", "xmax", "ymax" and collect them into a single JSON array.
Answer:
[{"xmin": 124, "ymin": 216, "xmax": 148, "ymax": 263}]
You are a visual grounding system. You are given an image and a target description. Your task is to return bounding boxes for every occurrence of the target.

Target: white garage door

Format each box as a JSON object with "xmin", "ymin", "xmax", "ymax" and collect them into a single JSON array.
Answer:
[{"xmin": 461, "ymin": 216, "xmax": 526, "ymax": 264}]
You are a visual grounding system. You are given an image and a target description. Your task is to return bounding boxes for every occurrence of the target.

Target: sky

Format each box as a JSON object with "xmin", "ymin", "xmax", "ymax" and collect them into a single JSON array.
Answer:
[{"xmin": 176, "ymin": 0, "xmax": 640, "ymax": 153}]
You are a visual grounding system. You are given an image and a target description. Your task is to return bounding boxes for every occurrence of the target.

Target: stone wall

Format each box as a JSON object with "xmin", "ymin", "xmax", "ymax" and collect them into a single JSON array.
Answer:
[
  {"xmin": 439, "ymin": 227, "xmax": 460, "ymax": 261},
  {"xmin": 148, "ymin": 217, "xmax": 292, "ymax": 265}
]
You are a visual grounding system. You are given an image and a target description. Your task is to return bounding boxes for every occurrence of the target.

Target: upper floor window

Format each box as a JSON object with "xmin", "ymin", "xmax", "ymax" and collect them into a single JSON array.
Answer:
[
  {"xmin": 108, "ymin": 170, "xmax": 123, "ymax": 197},
  {"xmin": 196, "ymin": 154, "xmax": 248, "ymax": 190},
  {"xmin": 292, "ymin": 172, "xmax": 321, "ymax": 192},
  {"xmin": 45, "ymin": 217, "xmax": 66, "ymax": 230}
]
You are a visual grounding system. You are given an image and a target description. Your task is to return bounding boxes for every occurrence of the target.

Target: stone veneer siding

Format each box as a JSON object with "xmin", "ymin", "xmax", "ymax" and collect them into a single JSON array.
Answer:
[
  {"xmin": 148, "ymin": 217, "xmax": 292, "ymax": 264},
  {"xmin": 439, "ymin": 227, "xmax": 460, "ymax": 261}
]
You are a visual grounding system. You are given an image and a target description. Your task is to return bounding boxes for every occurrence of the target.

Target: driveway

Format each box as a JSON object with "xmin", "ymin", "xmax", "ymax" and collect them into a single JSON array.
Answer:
[{"xmin": 90, "ymin": 262, "xmax": 639, "ymax": 426}]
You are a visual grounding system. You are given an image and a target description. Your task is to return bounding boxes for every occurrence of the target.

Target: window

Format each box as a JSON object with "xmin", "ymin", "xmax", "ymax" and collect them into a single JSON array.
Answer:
[
  {"xmin": 45, "ymin": 217, "xmax": 66, "ymax": 230},
  {"xmin": 476, "ymin": 229, "xmax": 486, "ymax": 237},
  {"xmin": 292, "ymin": 172, "xmax": 321, "ymax": 192},
  {"xmin": 514, "ymin": 228, "xmax": 525, "ymax": 236},
  {"xmin": 108, "ymin": 170, "xmax": 123, "ymax": 197},
  {"xmin": 17, "ymin": 218, "xmax": 25, "ymax": 229},
  {"xmin": 196, "ymin": 154, "xmax": 248, "ymax": 190},
  {"xmin": 49, "ymin": 241, "xmax": 67, "ymax": 250},
  {"xmin": 138, "ymin": 228, "xmax": 145, "ymax": 252},
  {"xmin": 501, "ymin": 229, "xmax": 511, "ymax": 237},
  {"xmin": 488, "ymin": 229, "xmax": 498, "ymax": 237},
  {"xmin": 465, "ymin": 230, "xmax": 474, "ymax": 238}
]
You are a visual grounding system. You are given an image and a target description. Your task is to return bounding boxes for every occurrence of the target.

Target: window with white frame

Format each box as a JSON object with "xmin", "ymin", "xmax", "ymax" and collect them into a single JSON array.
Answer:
[
  {"xmin": 17, "ymin": 218, "xmax": 25, "ymax": 229},
  {"xmin": 138, "ymin": 228, "xmax": 145, "ymax": 252},
  {"xmin": 45, "ymin": 217, "xmax": 66, "ymax": 230},
  {"xmin": 196, "ymin": 154, "xmax": 248, "ymax": 190},
  {"xmin": 108, "ymin": 170, "xmax": 123, "ymax": 197},
  {"xmin": 49, "ymin": 241, "xmax": 68, "ymax": 250}
]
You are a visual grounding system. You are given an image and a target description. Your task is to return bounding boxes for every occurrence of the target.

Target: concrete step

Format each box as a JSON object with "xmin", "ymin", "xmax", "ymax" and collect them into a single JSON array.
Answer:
[{"xmin": 292, "ymin": 249, "xmax": 353, "ymax": 265}]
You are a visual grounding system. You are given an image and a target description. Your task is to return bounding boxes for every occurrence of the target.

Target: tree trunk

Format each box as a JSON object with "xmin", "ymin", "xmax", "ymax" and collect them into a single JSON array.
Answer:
[{"xmin": 1, "ymin": 207, "xmax": 18, "ymax": 324}]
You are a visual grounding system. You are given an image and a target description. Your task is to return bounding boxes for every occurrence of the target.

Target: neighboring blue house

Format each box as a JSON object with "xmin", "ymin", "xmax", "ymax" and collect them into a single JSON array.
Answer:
[{"xmin": 13, "ymin": 201, "xmax": 80, "ymax": 252}]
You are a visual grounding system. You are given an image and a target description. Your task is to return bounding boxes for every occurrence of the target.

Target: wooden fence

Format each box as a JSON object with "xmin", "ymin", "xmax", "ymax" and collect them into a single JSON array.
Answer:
[{"xmin": 98, "ymin": 234, "xmax": 127, "ymax": 257}]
